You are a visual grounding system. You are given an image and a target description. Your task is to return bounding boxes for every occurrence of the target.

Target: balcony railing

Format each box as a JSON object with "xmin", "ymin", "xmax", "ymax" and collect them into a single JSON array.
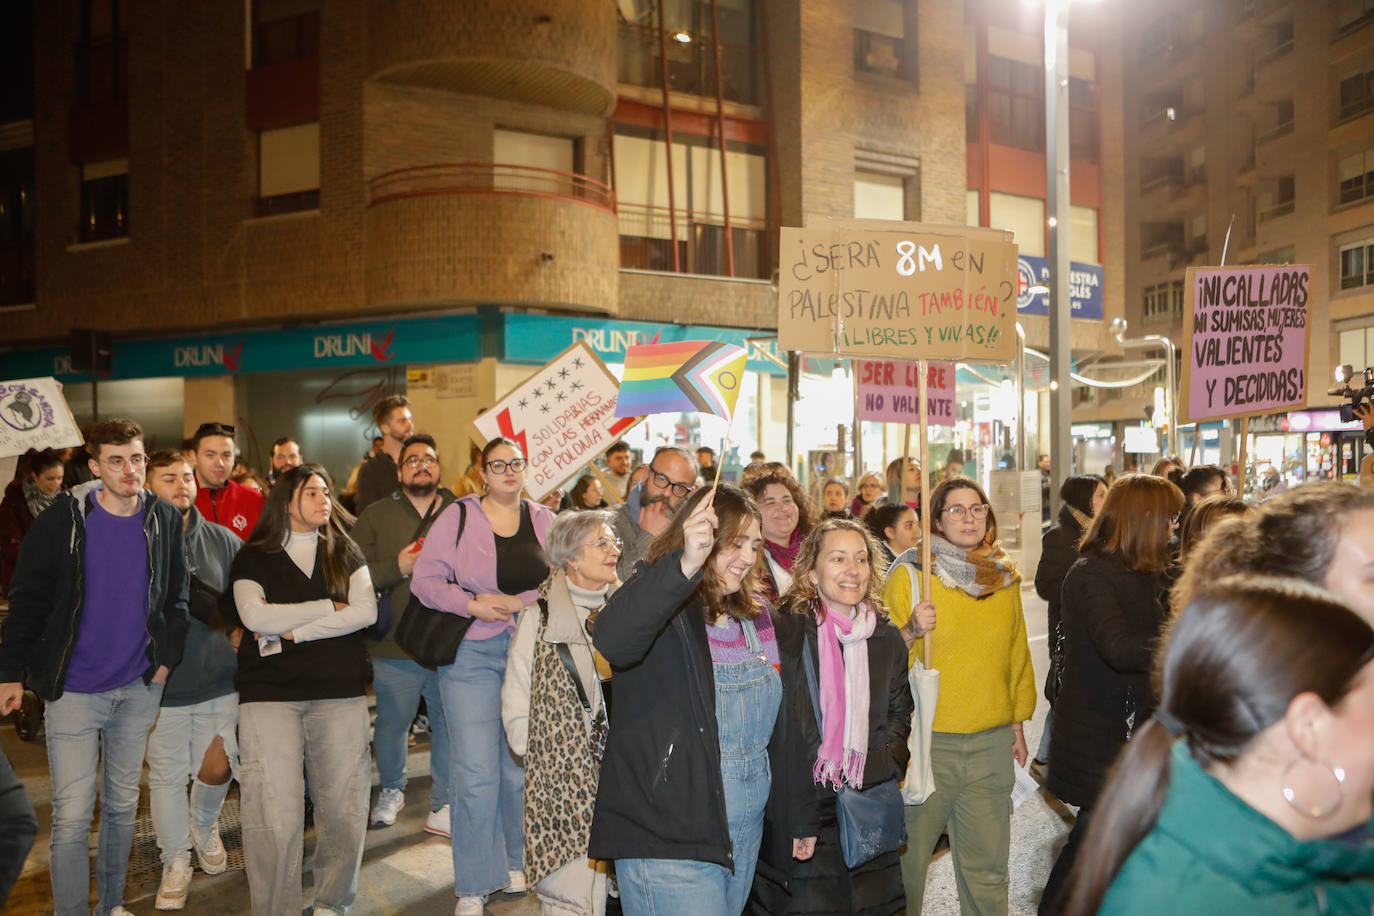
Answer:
[
  {"xmin": 1256, "ymin": 119, "xmax": 1294, "ymax": 145},
  {"xmin": 1257, "ymin": 199, "xmax": 1295, "ymax": 222},
  {"xmin": 618, "ymin": 202, "xmax": 770, "ymax": 279},
  {"xmin": 368, "ymin": 163, "xmax": 616, "ymax": 214},
  {"xmin": 1256, "ymin": 38, "xmax": 1294, "ymax": 66}
]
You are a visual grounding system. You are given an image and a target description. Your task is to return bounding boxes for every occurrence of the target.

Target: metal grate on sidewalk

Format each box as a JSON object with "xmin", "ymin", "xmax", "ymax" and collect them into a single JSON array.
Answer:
[{"xmin": 126, "ymin": 784, "xmax": 247, "ymax": 880}]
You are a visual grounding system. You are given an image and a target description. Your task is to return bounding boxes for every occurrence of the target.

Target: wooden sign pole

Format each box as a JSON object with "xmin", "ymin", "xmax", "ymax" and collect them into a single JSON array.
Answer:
[
  {"xmin": 1237, "ymin": 416, "xmax": 1249, "ymax": 495},
  {"xmin": 1188, "ymin": 425, "xmax": 1200, "ymax": 467},
  {"xmin": 585, "ymin": 463, "xmax": 625, "ymax": 506},
  {"xmin": 918, "ymin": 359, "xmax": 933, "ymax": 669}
]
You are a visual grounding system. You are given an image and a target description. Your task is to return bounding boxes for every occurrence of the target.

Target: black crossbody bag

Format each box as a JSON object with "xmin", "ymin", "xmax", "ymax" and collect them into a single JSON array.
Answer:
[{"xmin": 394, "ymin": 502, "xmax": 474, "ymax": 669}]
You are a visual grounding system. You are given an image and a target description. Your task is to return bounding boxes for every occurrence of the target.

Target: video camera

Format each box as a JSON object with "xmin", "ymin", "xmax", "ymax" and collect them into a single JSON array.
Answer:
[{"xmin": 1330, "ymin": 364, "xmax": 1374, "ymax": 423}]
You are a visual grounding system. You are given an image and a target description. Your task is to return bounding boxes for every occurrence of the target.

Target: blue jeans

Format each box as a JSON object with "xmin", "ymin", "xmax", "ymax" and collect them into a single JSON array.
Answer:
[
  {"xmin": 46, "ymin": 677, "xmax": 164, "ymax": 916},
  {"xmin": 439, "ymin": 631, "xmax": 524, "ymax": 898},
  {"xmin": 617, "ymin": 618, "xmax": 780, "ymax": 916},
  {"xmin": 146, "ymin": 693, "xmax": 238, "ymax": 866},
  {"xmin": 371, "ymin": 656, "xmax": 449, "ymax": 810}
]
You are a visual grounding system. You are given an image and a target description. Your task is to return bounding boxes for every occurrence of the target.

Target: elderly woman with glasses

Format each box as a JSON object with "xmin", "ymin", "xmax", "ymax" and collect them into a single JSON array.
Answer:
[
  {"xmin": 902, "ymin": 477, "xmax": 1036, "ymax": 916},
  {"xmin": 412, "ymin": 437, "xmax": 556, "ymax": 916},
  {"xmin": 502, "ymin": 510, "xmax": 620, "ymax": 915}
]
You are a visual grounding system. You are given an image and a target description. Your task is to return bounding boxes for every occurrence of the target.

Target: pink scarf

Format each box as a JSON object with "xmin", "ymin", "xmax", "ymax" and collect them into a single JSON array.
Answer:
[
  {"xmin": 813, "ymin": 599, "xmax": 876, "ymax": 789},
  {"xmin": 765, "ymin": 527, "xmax": 804, "ymax": 571}
]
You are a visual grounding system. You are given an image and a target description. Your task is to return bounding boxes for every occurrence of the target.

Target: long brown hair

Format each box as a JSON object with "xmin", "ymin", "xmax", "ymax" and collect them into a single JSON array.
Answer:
[
  {"xmin": 782, "ymin": 516, "xmax": 888, "ymax": 621},
  {"xmin": 645, "ymin": 485, "xmax": 763, "ymax": 623},
  {"xmin": 1064, "ymin": 578, "xmax": 1374, "ymax": 915},
  {"xmin": 245, "ymin": 463, "xmax": 362, "ymax": 602},
  {"xmin": 1176, "ymin": 495, "xmax": 1249, "ymax": 561},
  {"xmin": 1172, "ymin": 481, "xmax": 1374, "ymax": 615},
  {"xmin": 1079, "ymin": 475, "xmax": 1184, "ymax": 573}
]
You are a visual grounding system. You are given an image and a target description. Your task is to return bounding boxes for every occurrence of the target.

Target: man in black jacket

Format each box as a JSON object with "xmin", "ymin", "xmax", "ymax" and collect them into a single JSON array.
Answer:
[{"xmin": 0, "ymin": 418, "xmax": 189, "ymax": 916}]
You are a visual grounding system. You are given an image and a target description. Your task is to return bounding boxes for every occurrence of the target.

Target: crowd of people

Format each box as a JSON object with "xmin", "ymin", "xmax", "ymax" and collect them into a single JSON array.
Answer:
[{"xmin": 0, "ymin": 399, "xmax": 1372, "ymax": 916}]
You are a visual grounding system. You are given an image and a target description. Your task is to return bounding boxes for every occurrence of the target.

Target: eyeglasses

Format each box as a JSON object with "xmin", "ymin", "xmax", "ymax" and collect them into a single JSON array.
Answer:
[
  {"xmin": 647, "ymin": 464, "xmax": 695, "ymax": 498},
  {"xmin": 102, "ymin": 454, "xmax": 148, "ymax": 472},
  {"xmin": 943, "ymin": 504, "xmax": 989, "ymax": 520},
  {"xmin": 403, "ymin": 455, "xmax": 438, "ymax": 469},
  {"xmin": 586, "ymin": 537, "xmax": 623, "ymax": 553},
  {"xmin": 484, "ymin": 458, "xmax": 527, "ymax": 474}
]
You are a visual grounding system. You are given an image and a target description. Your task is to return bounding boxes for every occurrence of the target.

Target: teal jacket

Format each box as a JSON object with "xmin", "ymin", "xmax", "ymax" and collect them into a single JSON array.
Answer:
[{"xmin": 1102, "ymin": 742, "xmax": 1374, "ymax": 915}]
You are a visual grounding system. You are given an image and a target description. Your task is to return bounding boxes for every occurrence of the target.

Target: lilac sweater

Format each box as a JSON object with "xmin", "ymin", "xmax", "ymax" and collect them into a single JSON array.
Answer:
[{"xmin": 410, "ymin": 494, "xmax": 555, "ymax": 640}]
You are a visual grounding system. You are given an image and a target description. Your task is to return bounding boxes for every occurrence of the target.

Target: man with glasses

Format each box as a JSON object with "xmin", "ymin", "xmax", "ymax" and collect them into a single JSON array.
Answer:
[
  {"xmin": 350, "ymin": 434, "xmax": 456, "ymax": 837},
  {"xmin": 191, "ymin": 421, "xmax": 264, "ymax": 541},
  {"xmin": 610, "ymin": 446, "xmax": 697, "ymax": 579},
  {"xmin": 0, "ymin": 418, "xmax": 189, "ymax": 916}
]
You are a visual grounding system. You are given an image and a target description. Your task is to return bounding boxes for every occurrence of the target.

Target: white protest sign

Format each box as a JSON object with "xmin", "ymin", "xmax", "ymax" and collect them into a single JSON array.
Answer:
[
  {"xmin": 468, "ymin": 342, "xmax": 643, "ymax": 500},
  {"xmin": 0, "ymin": 377, "xmax": 84, "ymax": 458}
]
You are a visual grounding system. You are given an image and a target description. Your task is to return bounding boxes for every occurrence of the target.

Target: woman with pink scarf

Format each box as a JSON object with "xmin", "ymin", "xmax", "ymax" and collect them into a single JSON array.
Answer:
[{"xmin": 752, "ymin": 517, "xmax": 913, "ymax": 915}]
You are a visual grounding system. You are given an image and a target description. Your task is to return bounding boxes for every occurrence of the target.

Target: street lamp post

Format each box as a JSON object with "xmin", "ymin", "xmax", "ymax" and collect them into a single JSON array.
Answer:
[{"xmin": 1044, "ymin": 0, "xmax": 1073, "ymax": 512}]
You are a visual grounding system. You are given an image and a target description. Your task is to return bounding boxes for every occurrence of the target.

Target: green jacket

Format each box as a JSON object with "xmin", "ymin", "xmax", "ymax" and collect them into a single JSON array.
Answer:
[
  {"xmin": 1102, "ymin": 742, "xmax": 1374, "ymax": 915},
  {"xmin": 351, "ymin": 488, "xmax": 456, "ymax": 659}
]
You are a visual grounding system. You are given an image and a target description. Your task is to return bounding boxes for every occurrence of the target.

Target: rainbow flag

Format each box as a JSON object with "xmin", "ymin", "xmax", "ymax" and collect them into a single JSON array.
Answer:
[{"xmin": 613, "ymin": 340, "xmax": 749, "ymax": 420}]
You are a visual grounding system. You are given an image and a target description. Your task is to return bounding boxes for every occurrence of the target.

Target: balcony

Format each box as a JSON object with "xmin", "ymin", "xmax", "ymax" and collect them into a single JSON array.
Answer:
[
  {"xmin": 1255, "ymin": 119, "xmax": 1294, "ymax": 146},
  {"xmin": 617, "ymin": 22, "xmax": 759, "ymax": 106},
  {"xmin": 367, "ymin": 0, "xmax": 616, "ymax": 115},
  {"xmin": 1257, "ymin": 199, "xmax": 1295, "ymax": 223},
  {"xmin": 365, "ymin": 163, "xmax": 619, "ymax": 312},
  {"xmin": 1255, "ymin": 38, "xmax": 1293, "ymax": 66},
  {"xmin": 1139, "ymin": 169, "xmax": 1209, "ymax": 218},
  {"xmin": 1139, "ymin": 106, "xmax": 1206, "ymax": 149},
  {"xmin": 617, "ymin": 203, "xmax": 771, "ymax": 280}
]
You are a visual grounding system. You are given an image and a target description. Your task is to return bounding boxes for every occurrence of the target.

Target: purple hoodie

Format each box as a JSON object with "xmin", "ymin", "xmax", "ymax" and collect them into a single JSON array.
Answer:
[{"xmin": 410, "ymin": 494, "xmax": 555, "ymax": 640}]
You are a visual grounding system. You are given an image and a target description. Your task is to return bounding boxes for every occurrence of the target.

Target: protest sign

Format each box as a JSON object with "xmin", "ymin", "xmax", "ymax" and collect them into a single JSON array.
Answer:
[
  {"xmin": 0, "ymin": 377, "xmax": 83, "ymax": 458},
  {"xmin": 469, "ymin": 342, "xmax": 643, "ymax": 500},
  {"xmin": 855, "ymin": 360, "xmax": 956, "ymax": 426},
  {"xmin": 1179, "ymin": 265, "xmax": 1311, "ymax": 424},
  {"xmin": 777, "ymin": 219, "xmax": 1018, "ymax": 362}
]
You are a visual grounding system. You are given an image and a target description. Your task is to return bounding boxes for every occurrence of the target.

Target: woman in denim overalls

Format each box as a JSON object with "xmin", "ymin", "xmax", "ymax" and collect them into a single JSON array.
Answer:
[{"xmin": 588, "ymin": 486, "xmax": 819, "ymax": 916}]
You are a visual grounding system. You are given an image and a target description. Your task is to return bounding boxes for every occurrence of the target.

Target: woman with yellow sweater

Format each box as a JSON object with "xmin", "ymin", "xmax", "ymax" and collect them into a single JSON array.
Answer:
[{"xmin": 898, "ymin": 477, "xmax": 1036, "ymax": 916}]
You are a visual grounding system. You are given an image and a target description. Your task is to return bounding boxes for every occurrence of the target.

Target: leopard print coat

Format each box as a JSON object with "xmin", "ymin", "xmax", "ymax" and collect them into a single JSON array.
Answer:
[{"xmin": 523, "ymin": 604, "xmax": 603, "ymax": 888}]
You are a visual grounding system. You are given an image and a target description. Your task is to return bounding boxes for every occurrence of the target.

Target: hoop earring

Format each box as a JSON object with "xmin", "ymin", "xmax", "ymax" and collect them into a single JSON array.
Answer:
[{"xmin": 1281, "ymin": 756, "xmax": 1346, "ymax": 819}]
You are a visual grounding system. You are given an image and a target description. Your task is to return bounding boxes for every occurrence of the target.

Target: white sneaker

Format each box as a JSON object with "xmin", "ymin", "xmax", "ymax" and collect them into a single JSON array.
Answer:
[
  {"xmin": 112, "ymin": 908, "xmax": 137, "ymax": 916},
  {"xmin": 190, "ymin": 823, "xmax": 228, "ymax": 875},
  {"xmin": 369, "ymin": 787, "xmax": 405, "ymax": 828},
  {"xmin": 424, "ymin": 805, "xmax": 451, "ymax": 838},
  {"xmin": 506, "ymin": 869, "xmax": 527, "ymax": 894},
  {"xmin": 155, "ymin": 859, "xmax": 193, "ymax": 910},
  {"xmin": 454, "ymin": 896, "xmax": 485, "ymax": 915}
]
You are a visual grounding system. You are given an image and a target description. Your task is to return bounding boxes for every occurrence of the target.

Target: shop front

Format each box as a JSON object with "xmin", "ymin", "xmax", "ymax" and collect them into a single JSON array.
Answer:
[{"xmin": 1246, "ymin": 409, "xmax": 1366, "ymax": 491}]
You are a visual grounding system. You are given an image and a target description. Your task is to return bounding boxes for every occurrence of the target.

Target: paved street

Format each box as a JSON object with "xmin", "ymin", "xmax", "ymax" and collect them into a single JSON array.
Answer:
[{"xmin": 1, "ymin": 586, "xmax": 1067, "ymax": 915}]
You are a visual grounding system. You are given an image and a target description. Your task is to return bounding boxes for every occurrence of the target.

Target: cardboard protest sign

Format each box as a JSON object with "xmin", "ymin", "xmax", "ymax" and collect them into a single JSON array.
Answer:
[
  {"xmin": 0, "ymin": 377, "xmax": 83, "ymax": 458},
  {"xmin": 1179, "ymin": 265, "xmax": 1311, "ymax": 424},
  {"xmin": 469, "ymin": 342, "xmax": 642, "ymax": 501},
  {"xmin": 777, "ymin": 219, "xmax": 1018, "ymax": 362},
  {"xmin": 855, "ymin": 360, "xmax": 956, "ymax": 426}
]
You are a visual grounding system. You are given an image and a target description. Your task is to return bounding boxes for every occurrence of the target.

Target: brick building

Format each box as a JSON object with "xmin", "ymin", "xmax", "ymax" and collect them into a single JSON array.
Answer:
[{"xmin": 0, "ymin": 0, "xmax": 1125, "ymax": 488}]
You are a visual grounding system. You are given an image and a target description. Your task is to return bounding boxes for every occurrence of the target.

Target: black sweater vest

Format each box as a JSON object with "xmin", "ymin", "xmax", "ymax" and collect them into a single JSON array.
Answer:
[{"xmin": 229, "ymin": 544, "xmax": 370, "ymax": 704}]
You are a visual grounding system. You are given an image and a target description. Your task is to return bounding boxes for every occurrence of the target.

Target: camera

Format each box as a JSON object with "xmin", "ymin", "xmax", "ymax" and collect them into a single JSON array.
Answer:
[{"xmin": 1329, "ymin": 364, "xmax": 1374, "ymax": 423}]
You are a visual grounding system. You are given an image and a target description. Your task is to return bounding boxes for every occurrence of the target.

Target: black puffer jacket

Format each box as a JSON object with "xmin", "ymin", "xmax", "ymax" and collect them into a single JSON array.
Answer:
[
  {"xmin": 1047, "ymin": 552, "xmax": 1166, "ymax": 807},
  {"xmin": 588, "ymin": 551, "xmax": 815, "ymax": 874},
  {"xmin": 1034, "ymin": 504, "xmax": 1088, "ymax": 704}
]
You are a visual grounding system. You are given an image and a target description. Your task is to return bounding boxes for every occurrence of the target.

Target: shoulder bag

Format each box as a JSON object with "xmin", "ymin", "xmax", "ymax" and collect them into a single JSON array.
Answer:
[
  {"xmin": 802, "ymin": 639, "xmax": 907, "ymax": 869},
  {"xmin": 394, "ymin": 502, "xmax": 475, "ymax": 669}
]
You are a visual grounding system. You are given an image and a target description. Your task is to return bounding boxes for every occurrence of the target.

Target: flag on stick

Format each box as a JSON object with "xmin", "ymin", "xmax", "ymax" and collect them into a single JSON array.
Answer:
[{"xmin": 613, "ymin": 340, "xmax": 748, "ymax": 420}]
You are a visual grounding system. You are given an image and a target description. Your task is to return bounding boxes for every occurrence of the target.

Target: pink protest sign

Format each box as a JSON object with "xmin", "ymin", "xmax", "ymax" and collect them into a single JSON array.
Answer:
[
  {"xmin": 855, "ymin": 360, "xmax": 956, "ymax": 426},
  {"xmin": 1180, "ymin": 265, "xmax": 1311, "ymax": 424}
]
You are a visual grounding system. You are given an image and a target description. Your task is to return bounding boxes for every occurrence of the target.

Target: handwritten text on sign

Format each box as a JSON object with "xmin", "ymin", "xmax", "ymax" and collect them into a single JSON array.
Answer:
[
  {"xmin": 1180, "ymin": 265, "xmax": 1311, "ymax": 424},
  {"xmin": 856, "ymin": 360, "xmax": 956, "ymax": 426},
  {"xmin": 0, "ymin": 377, "xmax": 83, "ymax": 459},
  {"xmin": 469, "ymin": 342, "xmax": 640, "ymax": 500},
  {"xmin": 777, "ymin": 222, "xmax": 1019, "ymax": 362}
]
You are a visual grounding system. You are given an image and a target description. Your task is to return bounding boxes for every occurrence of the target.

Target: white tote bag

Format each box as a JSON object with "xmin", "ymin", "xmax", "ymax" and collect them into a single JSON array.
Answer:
[{"xmin": 898, "ymin": 562, "xmax": 940, "ymax": 805}]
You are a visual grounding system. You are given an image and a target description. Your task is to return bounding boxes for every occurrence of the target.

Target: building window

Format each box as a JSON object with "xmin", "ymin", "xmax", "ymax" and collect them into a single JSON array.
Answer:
[
  {"xmin": 0, "ymin": 157, "xmax": 36, "ymax": 305},
  {"xmin": 79, "ymin": 158, "xmax": 128, "ymax": 242},
  {"xmin": 1339, "ymin": 325, "xmax": 1374, "ymax": 369},
  {"xmin": 854, "ymin": 0, "xmax": 912, "ymax": 80},
  {"xmin": 1069, "ymin": 76, "xmax": 1098, "ymax": 162},
  {"xmin": 1143, "ymin": 280, "xmax": 1184, "ymax": 322},
  {"xmin": 989, "ymin": 192, "xmax": 1045, "ymax": 257},
  {"xmin": 1070, "ymin": 205, "xmax": 1098, "ymax": 263},
  {"xmin": 76, "ymin": 0, "xmax": 127, "ymax": 107},
  {"xmin": 1257, "ymin": 20, "xmax": 1293, "ymax": 65},
  {"xmin": 1340, "ymin": 235, "xmax": 1374, "ymax": 290},
  {"xmin": 1339, "ymin": 148, "xmax": 1374, "ymax": 204},
  {"xmin": 854, "ymin": 171, "xmax": 907, "ymax": 221},
  {"xmin": 251, "ymin": 1, "xmax": 320, "ymax": 69},
  {"xmin": 1138, "ymin": 19, "xmax": 1171, "ymax": 62},
  {"xmin": 987, "ymin": 55, "xmax": 1044, "ymax": 152},
  {"xmin": 617, "ymin": 0, "xmax": 758, "ymax": 105},
  {"xmin": 1259, "ymin": 245, "xmax": 1296, "ymax": 264},
  {"xmin": 966, "ymin": 189, "xmax": 981, "ymax": 227},
  {"xmin": 613, "ymin": 125, "xmax": 770, "ymax": 279},
  {"xmin": 257, "ymin": 122, "xmax": 320, "ymax": 216},
  {"xmin": 1256, "ymin": 175, "xmax": 1296, "ymax": 223},
  {"xmin": 1339, "ymin": 68, "xmax": 1374, "ymax": 122}
]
